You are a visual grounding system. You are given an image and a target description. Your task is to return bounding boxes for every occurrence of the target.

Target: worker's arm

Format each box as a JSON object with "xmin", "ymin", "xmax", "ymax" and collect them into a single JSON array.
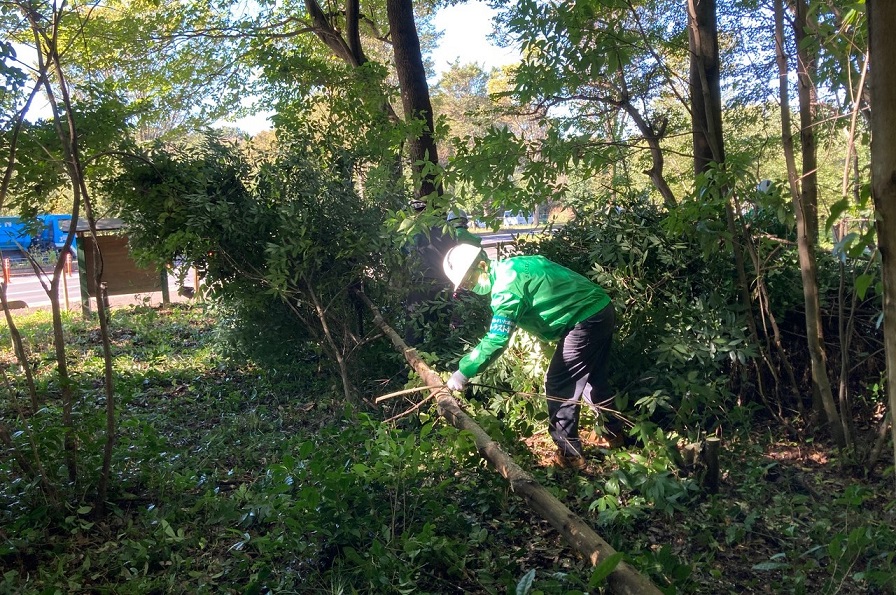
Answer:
[{"xmin": 457, "ymin": 289, "xmax": 522, "ymax": 378}]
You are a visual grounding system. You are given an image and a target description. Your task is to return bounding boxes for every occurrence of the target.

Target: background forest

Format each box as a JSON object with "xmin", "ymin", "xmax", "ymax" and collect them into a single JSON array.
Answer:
[{"xmin": 2, "ymin": 0, "xmax": 896, "ymax": 593}]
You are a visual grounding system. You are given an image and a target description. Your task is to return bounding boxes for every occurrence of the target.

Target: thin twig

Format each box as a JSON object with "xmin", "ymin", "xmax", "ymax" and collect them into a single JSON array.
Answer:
[
  {"xmin": 383, "ymin": 394, "xmax": 435, "ymax": 423},
  {"xmin": 375, "ymin": 384, "xmax": 437, "ymax": 403},
  {"xmin": 467, "ymin": 383, "xmax": 633, "ymax": 427}
]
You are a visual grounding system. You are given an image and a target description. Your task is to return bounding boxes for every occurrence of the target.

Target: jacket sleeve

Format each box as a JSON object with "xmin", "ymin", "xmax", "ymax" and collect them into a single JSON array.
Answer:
[{"xmin": 458, "ymin": 289, "xmax": 522, "ymax": 378}]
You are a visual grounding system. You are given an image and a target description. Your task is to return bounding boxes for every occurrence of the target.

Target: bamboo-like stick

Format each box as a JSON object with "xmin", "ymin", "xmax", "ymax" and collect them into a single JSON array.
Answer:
[{"xmin": 374, "ymin": 384, "xmax": 435, "ymax": 403}]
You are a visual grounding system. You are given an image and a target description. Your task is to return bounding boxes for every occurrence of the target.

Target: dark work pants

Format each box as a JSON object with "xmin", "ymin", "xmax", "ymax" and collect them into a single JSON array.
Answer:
[{"xmin": 545, "ymin": 304, "xmax": 615, "ymax": 457}]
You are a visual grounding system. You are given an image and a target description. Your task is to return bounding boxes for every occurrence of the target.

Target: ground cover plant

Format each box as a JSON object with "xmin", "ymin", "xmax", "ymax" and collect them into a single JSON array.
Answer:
[{"xmin": 1, "ymin": 297, "xmax": 894, "ymax": 594}]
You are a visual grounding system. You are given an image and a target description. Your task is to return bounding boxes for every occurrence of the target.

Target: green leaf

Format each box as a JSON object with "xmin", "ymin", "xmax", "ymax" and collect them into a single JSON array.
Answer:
[
  {"xmin": 515, "ymin": 568, "xmax": 536, "ymax": 595},
  {"xmin": 398, "ymin": 216, "xmax": 417, "ymax": 233},
  {"xmin": 855, "ymin": 273, "xmax": 874, "ymax": 299},
  {"xmin": 825, "ymin": 198, "xmax": 850, "ymax": 233},
  {"xmin": 752, "ymin": 561, "xmax": 790, "ymax": 571},
  {"xmin": 589, "ymin": 552, "xmax": 623, "ymax": 587}
]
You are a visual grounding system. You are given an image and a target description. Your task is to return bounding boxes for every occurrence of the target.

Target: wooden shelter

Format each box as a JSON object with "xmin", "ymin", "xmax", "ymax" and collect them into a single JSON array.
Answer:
[{"xmin": 62, "ymin": 218, "xmax": 169, "ymax": 315}]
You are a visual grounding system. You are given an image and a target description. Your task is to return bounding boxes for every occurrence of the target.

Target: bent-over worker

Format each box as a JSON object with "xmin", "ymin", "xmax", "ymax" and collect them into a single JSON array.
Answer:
[{"xmin": 442, "ymin": 244, "xmax": 619, "ymax": 469}]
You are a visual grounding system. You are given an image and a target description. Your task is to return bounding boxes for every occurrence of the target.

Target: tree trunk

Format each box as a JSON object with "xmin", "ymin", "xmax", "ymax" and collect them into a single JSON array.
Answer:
[
  {"xmin": 621, "ymin": 102, "xmax": 676, "ymax": 209},
  {"xmin": 1, "ymin": 283, "xmax": 40, "ymax": 412},
  {"xmin": 775, "ymin": 0, "xmax": 844, "ymax": 445},
  {"xmin": 305, "ymin": 0, "xmax": 366, "ymax": 66},
  {"xmin": 689, "ymin": 0, "xmax": 774, "ymax": 419},
  {"xmin": 27, "ymin": 9, "xmax": 80, "ymax": 483},
  {"xmin": 794, "ymin": 169, "xmax": 843, "ymax": 445},
  {"xmin": 687, "ymin": 0, "xmax": 741, "ymax": 327},
  {"xmin": 867, "ymin": 0, "xmax": 896, "ymax": 492},
  {"xmin": 358, "ymin": 291, "xmax": 662, "ymax": 595},
  {"xmin": 385, "ymin": 0, "xmax": 442, "ymax": 201},
  {"xmin": 27, "ymin": 0, "xmax": 127, "ymax": 493},
  {"xmin": 94, "ymin": 282, "xmax": 117, "ymax": 514},
  {"xmin": 792, "ymin": 0, "xmax": 819, "ymax": 243},
  {"xmin": 55, "ymin": 49, "xmax": 121, "ymax": 501},
  {"xmin": 688, "ymin": 0, "xmax": 724, "ymax": 170}
]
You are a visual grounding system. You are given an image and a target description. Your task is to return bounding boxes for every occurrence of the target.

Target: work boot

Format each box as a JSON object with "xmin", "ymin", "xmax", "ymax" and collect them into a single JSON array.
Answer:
[{"xmin": 552, "ymin": 449, "xmax": 587, "ymax": 470}]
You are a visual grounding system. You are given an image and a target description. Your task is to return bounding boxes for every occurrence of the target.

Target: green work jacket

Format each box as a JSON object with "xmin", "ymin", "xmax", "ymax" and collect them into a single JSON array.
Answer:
[{"xmin": 458, "ymin": 255, "xmax": 611, "ymax": 379}]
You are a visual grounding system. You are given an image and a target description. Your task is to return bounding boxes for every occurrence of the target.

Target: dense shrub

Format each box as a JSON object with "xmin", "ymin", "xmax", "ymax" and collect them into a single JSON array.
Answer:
[
  {"xmin": 107, "ymin": 132, "xmax": 407, "ymax": 385},
  {"xmin": 447, "ymin": 188, "xmax": 882, "ymax": 444}
]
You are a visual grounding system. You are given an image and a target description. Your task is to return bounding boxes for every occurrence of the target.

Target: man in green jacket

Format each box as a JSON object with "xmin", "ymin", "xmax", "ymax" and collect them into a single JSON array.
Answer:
[{"xmin": 442, "ymin": 243, "xmax": 618, "ymax": 469}]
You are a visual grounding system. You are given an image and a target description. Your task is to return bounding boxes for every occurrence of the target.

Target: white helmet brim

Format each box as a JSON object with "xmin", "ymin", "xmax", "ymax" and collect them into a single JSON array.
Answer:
[{"xmin": 443, "ymin": 244, "xmax": 484, "ymax": 290}]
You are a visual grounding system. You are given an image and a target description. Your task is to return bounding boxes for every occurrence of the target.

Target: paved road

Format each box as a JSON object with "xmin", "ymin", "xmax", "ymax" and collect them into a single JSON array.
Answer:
[
  {"xmin": 477, "ymin": 226, "xmax": 541, "ymax": 243},
  {"xmin": 3, "ymin": 270, "xmax": 82, "ymax": 310},
  {"xmin": 3, "ymin": 269, "xmax": 190, "ymax": 311},
  {"xmin": 478, "ymin": 226, "xmax": 543, "ymax": 258}
]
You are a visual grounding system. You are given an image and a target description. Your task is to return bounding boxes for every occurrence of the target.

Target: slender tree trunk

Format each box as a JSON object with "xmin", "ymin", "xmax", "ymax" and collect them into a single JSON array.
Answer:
[
  {"xmin": 774, "ymin": 0, "xmax": 802, "ymax": 218},
  {"xmin": 94, "ymin": 283, "xmax": 117, "ymax": 513},
  {"xmin": 303, "ymin": 277, "xmax": 358, "ymax": 406},
  {"xmin": 385, "ymin": 0, "xmax": 442, "ymax": 201},
  {"xmin": 303, "ymin": 0, "xmax": 409, "ymax": 195},
  {"xmin": 741, "ymin": 233, "xmax": 804, "ymax": 417},
  {"xmin": 620, "ymin": 102, "xmax": 676, "ymax": 208},
  {"xmin": 867, "ymin": 0, "xmax": 896, "ymax": 492},
  {"xmin": 792, "ymin": 0, "xmax": 819, "ymax": 243},
  {"xmin": 60, "ymin": 71, "xmax": 120, "ymax": 502},
  {"xmin": 794, "ymin": 161, "xmax": 843, "ymax": 445},
  {"xmin": 775, "ymin": 0, "xmax": 845, "ymax": 445},
  {"xmin": 689, "ymin": 0, "xmax": 758, "ymax": 408},
  {"xmin": 305, "ymin": 0, "xmax": 366, "ymax": 66},
  {"xmin": 359, "ymin": 291, "xmax": 662, "ymax": 595},
  {"xmin": 690, "ymin": 0, "xmax": 804, "ymax": 423},
  {"xmin": 688, "ymin": 0, "xmax": 769, "ymax": 366},
  {"xmin": 1, "ymin": 284, "xmax": 40, "ymax": 412},
  {"xmin": 0, "ymin": 55, "xmax": 53, "ymax": 417},
  {"xmin": 28, "ymin": 1, "xmax": 124, "ymax": 493},
  {"xmin": 27, "ymin": 10, "xmax": 79, "ymax": 483}
]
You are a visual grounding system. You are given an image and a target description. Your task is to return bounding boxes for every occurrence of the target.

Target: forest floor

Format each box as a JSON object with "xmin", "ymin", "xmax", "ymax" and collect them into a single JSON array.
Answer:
[
  {"xmin": 521, "ymin": 425, "xmax": 894, "ymax": 594},
  {"xmin": 1, "ymin": 303, "xmax": 894, "ymax": 594}
]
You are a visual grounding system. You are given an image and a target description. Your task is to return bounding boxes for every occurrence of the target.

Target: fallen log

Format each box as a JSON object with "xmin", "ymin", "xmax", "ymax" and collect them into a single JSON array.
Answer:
[{"xmin": 358, "ymin": 291, "xmax": 662, "ymax": 595}]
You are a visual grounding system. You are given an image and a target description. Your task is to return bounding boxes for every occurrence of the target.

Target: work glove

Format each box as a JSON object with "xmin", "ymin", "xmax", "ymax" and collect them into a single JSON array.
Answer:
[{"xmin": 446, "ymin": 370, "xmax": 468, "ymax": 391}]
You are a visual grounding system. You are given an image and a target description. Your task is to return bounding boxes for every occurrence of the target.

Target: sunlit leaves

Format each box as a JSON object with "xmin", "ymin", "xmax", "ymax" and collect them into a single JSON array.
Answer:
[
  {"xmin": 0, "ymin": 40, "xmax": 27, "ymax": 121},
  {"xmin": 505, "ymin": 0, "xmax": 685, "ymax": 107}
]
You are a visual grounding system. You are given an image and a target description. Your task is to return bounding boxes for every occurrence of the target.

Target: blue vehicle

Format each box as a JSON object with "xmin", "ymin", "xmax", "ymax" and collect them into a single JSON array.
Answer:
[
  {"xmin": 0, "ymin": 214, "xmax": 76, "ymax": 258},
  {"xmin": 0, "ymin": 216, "xmax": 35, "ymax": 254},
  {"xmin": 36, "ymin": 214, "xmax": 77, "ymax": 253}
]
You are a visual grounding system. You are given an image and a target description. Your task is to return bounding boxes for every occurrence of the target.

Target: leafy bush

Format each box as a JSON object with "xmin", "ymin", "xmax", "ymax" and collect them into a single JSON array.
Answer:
[{"xmin": 106, "ymin": 132, "xmax": 402, "ymax": 385}]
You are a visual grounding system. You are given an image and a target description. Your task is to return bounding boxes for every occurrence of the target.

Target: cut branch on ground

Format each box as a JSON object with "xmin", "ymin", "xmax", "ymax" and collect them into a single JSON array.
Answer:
[{"xmin": 356, "ymin": 289, "xmax": 662, "ymax": 595}]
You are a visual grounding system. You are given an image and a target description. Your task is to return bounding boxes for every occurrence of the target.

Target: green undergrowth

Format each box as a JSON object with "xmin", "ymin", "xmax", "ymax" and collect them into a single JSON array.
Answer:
[
  {"xmin": 0, "ymin": 305, "xmax": 596, "ymax": 594},
  {"xmin": 1, "ymin": 305, "xmax": 894, "ymax": 594}
]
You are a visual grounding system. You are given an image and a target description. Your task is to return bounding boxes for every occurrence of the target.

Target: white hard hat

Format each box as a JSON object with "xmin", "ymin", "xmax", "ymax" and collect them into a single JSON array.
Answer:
[{"xmin": 443, "ymin": 243, "xmax": 484, "ymax": 290}]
